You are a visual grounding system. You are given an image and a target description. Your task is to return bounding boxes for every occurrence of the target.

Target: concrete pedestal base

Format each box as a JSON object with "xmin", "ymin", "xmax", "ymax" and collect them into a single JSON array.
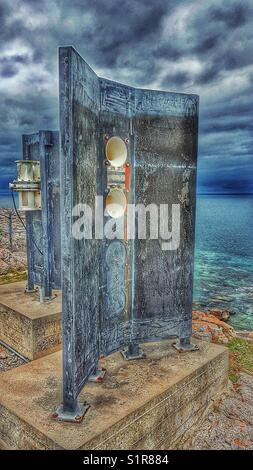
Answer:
[
  {"xmin": 0, "ymin": 281, "xmax": 62, "ymax": 360},
  {"xmin": 0, "ymin": 339, "xmax": 228, "ymax": 450}
]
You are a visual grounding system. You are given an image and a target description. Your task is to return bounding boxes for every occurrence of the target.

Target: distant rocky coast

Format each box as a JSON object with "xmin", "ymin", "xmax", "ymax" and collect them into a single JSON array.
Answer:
[{"xmin": 0, "ymin": 208, "xmax": 27, "ymax": 281}]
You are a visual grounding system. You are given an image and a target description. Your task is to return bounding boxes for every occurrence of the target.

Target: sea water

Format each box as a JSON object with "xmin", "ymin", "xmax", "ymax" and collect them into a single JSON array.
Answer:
[{"xmin": 194, "ymin": 194, "xmax": 253, "ymax": 330}]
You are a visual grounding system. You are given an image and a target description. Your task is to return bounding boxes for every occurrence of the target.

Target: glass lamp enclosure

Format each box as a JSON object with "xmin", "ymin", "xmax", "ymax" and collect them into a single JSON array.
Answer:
[
  {"xmin": 15, "ymin": 160, "xmax": 41, "ymax": 211},
  {"xmin": 22, "ymin": 131, "xmax": 61, "ymax": 297},
  {"xmin": 59, "ymin": 47, "xmax": 199, "ymax": 413}
]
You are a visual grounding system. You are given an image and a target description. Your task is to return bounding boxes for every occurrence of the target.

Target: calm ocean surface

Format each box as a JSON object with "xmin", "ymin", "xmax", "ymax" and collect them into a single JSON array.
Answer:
[
  {"xmin": 1, "ymin": 193, "xmax": 253, "ymax": 330},
  {"xmin": 194, "ymin": 195, "xmax": 253, "ymax": 330}
]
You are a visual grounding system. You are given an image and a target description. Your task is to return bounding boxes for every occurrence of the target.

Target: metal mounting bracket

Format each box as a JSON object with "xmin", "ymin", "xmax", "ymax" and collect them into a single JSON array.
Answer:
[
  {"xmin": 172, "ymin": 339, "xmax": 199, "ymax": 353},
  {"xmin": 121, "ymin": 343, "xmax": 146, "ymax": 361},
  {"xmin": 52, "ymin": 402, "xmax": 89, "ymax": 423},
  {"xmin": 25, "ymin": 287, "xmax": 38, "ymax": 294},
  {"xmin": 88, "ymin": 368, "xmax": 107, "ymax": 383}
]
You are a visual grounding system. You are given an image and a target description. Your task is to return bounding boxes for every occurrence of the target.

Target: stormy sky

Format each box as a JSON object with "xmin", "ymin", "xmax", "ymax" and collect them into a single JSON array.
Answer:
[{"xmin": 0, "ymin": 0, "xmax": 252, "ymax": 194}]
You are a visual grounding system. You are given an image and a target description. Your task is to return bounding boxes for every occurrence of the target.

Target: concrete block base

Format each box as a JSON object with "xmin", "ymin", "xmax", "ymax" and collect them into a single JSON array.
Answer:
[
  {"xmin": 0, "ymin": 281, "xmax": 61, "ymax": 360},
  {"xmin": 0, "ymin": 339, "xmax": 228, "ymax": 450}
]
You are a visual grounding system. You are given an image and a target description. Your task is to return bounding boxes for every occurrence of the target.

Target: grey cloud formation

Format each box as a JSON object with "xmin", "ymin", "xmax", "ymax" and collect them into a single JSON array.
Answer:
[{"xmin": 0, "ymin": 0, "xmax": 252, "ymax": 194}]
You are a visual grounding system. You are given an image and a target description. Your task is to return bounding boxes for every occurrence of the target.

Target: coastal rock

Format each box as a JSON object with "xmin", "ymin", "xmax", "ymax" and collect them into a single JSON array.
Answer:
[
  {"xmin": 0, "ymin": 259, "xmax": 9, "ymax": 275},
  {"xmin": 236, "ymin": 331, "xmax": 253, "ymax": 343},
  {"xmin": 0, "ymin": 251, "xmax": 27, "ymax": 275},
  {"xmin": 0, "ymin": 209, "xmax": 27, "ymax": 277},
  {"xmin": 192, "ymin": 330, "xmax": 212, "ymax": 342},
  {"xmin": 192, "ymin": 310, "xmax": 236, "ymax": 344},
  {"xmin": 207, "ymin": 308, "xmax": 230, "ymax": 322}
]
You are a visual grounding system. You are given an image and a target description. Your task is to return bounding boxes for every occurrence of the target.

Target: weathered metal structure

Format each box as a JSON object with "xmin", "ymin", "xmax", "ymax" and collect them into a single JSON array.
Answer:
[
  {"xmin": 58, "ymin": 46, "xmax": 199, "ymax": 421},
  {"xmin": 11, "ymin": 131, "xmax": 61, "ymax": 298}
]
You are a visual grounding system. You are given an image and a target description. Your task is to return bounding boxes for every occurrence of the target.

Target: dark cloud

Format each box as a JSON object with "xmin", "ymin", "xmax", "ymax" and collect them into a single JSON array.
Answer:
[
  {"xmin": 154, "ymin": 43, "xmax": 181, "ymax": 61},
  {"xmin": 196, "ymin": 65, "xmax": 220, "ymax": 84},
  {"xmin": 0, "ymin": 64, "xmax": 18, "ymax": 78},
  {"xmin": 209, "ymin": 2, "xmax": 251, "ymax": 29},
  {"xmin": 0, "ymin": 0, "xmax": 252, "ymax": 194},
  {"xmin": 0, "ymin": 54, "xmax": 30, "ymax": 78},
  {"xmin": 161, "ymin": 71, "xmax": 191, "ymax": 88},
  {"xmin": 194, "ymin": 34, "xmax": 221, "ymax": 54}
]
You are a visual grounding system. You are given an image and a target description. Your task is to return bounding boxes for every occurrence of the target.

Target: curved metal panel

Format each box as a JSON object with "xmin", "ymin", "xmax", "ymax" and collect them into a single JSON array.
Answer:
[{"xmin": 59, "ymin": 46, "xmax": 199, "ymax": 411}]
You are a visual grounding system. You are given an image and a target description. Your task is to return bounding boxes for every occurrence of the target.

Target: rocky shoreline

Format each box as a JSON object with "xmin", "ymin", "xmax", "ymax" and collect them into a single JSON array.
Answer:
[
  {"xmin": 192, "ymin": 308, "xmax": 253, "ymax": 346},
  {"xmin": 0, "ymin": 208, "xmax": 27, "ymax": 279},
  {"xmin": 192, "ymin": 309, "xmax": 236, "ymax": 344}
]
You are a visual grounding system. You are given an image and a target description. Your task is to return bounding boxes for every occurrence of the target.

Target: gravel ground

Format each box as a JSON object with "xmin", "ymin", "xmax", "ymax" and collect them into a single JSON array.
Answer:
[
  {"xmin": 186, "ymin": 372, "xmax": 253, "ymax": 450},
  {"xmin": 0, "ymin": 344, "xmax": 26, "ymax": 372}
]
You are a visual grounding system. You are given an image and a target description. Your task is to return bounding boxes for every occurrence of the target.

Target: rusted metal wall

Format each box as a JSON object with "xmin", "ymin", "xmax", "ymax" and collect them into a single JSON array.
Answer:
[
  {"xmin": 22, "ymin": 131, "xmax": 61, "ymax": 296},
  {"xmin": 59, "ymin": 46, "xmax": 199, "ymax": 412}
]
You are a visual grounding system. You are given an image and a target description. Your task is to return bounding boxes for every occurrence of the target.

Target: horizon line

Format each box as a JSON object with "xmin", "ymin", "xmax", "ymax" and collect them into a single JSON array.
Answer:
[
  {"xmin": 197, "ymin": 192, "xmax": 253, "ymax": 195},
  {"xmin": 1, "ymin": 190, "xmax": 253, "ymax": 197}
]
